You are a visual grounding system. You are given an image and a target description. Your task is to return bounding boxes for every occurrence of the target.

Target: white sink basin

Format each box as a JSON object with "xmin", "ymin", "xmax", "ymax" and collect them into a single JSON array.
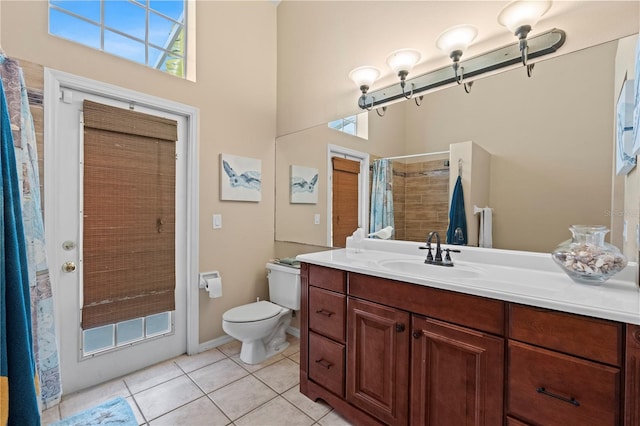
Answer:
[{"xmin": 377, "ymin": 259, "xmax": 483, "ymax": 280}]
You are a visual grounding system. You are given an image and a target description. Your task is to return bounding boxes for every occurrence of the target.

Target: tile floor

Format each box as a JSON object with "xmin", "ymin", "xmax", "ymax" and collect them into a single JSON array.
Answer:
[{"xmin": 41, "ymin": 336, "xmax": 353, "ymax": 426}]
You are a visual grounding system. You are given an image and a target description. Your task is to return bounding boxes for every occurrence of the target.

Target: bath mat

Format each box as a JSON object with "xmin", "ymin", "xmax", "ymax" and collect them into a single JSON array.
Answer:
[{"xmin": 51, "ymin": 397, "xmax": 138, "ymax": 426}]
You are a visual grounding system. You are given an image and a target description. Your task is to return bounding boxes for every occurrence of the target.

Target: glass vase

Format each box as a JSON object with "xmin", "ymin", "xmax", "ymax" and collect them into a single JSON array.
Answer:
[{"xmin": 551, "ymin": 225, "xmax": 627, "ymax": 285}]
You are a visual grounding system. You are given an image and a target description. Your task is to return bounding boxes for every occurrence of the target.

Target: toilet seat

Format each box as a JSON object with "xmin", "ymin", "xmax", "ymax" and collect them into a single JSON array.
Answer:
[{"xmin": 223, "ymin": 301, "xmax": 283, "ymax": 323}]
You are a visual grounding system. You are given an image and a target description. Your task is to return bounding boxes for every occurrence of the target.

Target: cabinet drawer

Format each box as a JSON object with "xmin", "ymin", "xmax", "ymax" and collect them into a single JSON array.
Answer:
[
  {"xmin": 509, "ymin": 304, "xmax": 622, "ymax": 366},
  {"xmin": 309, "ymin": 286, "xmax": 346, "ymax": 342},
  {"xmin": 349, "ymin": 273, "xmax": 505, "ymax": 335},
  {"xmin": 506, "ymin": 417, "xmax": 530, "ymax": 426},
  {"xmin": 508, "ymin": 341, "xmax": 620, "ymax": 426},
  {"xmin": 309, "ymin": 264, "xmax": 346, "ymax": 293},
  {"xmin": 309, "ymin": 332, "xmax": 345, "ymax": 397}
]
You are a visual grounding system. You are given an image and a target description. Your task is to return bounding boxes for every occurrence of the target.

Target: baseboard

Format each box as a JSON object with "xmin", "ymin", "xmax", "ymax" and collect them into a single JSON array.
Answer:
[
  {"xmin": 197, "ymin": 334, "xmax": 235, "ymax": 353},
  {"xmin": 286, "ymin": 326, "xmax": 300, "ymax": 338}
]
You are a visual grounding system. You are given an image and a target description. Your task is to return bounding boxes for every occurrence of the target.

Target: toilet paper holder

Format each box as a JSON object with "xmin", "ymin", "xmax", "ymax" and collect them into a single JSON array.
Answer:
[
  {"xmin": 199, "ymin": 271, "xmax": 220, "ymax": 288},
  {"xmin": 199, "ymin": 271, "xmax": 223, "ymax": 298}
]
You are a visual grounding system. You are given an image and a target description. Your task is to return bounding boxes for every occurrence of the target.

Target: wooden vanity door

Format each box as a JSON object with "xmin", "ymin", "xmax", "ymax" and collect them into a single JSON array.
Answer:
[
  {"xmin": 410, "ymin": 316, "xmax": 504, "ymax": 426},
  {"xmin": 626, "ymin": 324, "xmax": 640, "ymax": 426},
  {"xmin": 346, "ymin": 297, "xmax": 410, "ymax": 426}
]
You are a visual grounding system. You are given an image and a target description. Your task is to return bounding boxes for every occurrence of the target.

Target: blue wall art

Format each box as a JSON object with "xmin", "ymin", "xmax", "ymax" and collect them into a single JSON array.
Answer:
[
  {"xmin": 290, "ymin": 165, "xmax": 319, "ymax": 204},
  {"xmin": 616, "ymin": 78, "xmax": 636, "ymax": 175},
  {"xmin": 220, "ymin": 153, "xmax": 262, "ymax": 202}
]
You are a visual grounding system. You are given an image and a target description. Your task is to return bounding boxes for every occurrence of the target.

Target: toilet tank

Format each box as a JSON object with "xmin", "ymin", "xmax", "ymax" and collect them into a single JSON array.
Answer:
[{"xmin": 266, "ymin": 262, "xmax": 301, "ymax": 310}]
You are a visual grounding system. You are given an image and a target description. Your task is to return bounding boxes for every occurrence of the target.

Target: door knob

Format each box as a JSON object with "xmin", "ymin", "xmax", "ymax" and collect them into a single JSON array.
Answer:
[{"xmin": 62, "ymin": 261, "xmax": 76, "ymax": 273}]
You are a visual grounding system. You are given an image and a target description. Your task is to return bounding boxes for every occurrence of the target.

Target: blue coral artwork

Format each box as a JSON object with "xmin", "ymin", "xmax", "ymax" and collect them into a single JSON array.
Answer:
[
  {"xmin": 290, "ymin": 165, "xmax": 319, "ymax": 204},
  {"xmin": 220, "ymin": 153, "xmax": 262, "ymax": 202}
]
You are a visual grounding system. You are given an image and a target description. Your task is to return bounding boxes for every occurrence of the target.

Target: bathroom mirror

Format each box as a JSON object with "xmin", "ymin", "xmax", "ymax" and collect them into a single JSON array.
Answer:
[{"xmin": 275, "ymin": 36, "xmax": 637, "ymax": 253}]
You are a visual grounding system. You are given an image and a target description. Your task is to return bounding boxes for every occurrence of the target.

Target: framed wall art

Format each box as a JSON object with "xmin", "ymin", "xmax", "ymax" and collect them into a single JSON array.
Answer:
[
  {"xmin": 220, "ymin": 153, "xmax": 262, "ymax": 202},
  {"xmin": 290, "ymin": 165, "xmax": 319, "ymax": 204},
  {"xmin": 616, "ymin": 78, "xmax": 636, "ymax": 175}
]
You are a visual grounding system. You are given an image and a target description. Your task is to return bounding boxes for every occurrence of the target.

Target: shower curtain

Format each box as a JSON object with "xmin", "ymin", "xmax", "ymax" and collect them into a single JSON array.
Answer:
[
  {"xmin": 0, "ymin": 55, "xmax": 61, "ymax": 413},
  {"xmin": 369, "ymin": 159, "xmax": 394, "ymax": 237},
  {"xmin": 0, "ymin": 61, "xmax": 41, "ymax": 425}
]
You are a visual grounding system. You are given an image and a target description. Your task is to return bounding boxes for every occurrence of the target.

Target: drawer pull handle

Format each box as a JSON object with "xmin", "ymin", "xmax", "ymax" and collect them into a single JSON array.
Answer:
[
  {"xmin": 315, "ymin": 309, "xmax": 334, "ymax": 317},
  {"xmin": 315, "ymin": 358, "xmax": 333, "ymax": 369},
  {"xmin": 536, "ymin": 387, "xmax": 580, "ymax": 407}
]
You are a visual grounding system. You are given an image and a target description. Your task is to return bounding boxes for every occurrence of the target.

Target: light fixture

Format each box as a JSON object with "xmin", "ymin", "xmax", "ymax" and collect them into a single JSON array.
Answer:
[
  {"xmin": 351, "ymin": 28, "xmax": 565, "ymax": 111},
  {"xmin": 436, "ymin": 25, "xmax": 478, "ymax": 85},
  {"xmin": 348, "ymin": 66, "xmax": 380, "ymax": 111},
  {"xmin": 386, "ymin": 49, "xmax": 421, "ymax": 99},
  {"xmin": 498, "ymin": 0, "xmax": 552, "ymax": 75}
]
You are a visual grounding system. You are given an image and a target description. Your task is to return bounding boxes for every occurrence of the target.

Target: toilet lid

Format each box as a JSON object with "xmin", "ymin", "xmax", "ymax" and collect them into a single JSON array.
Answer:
[{"xmin": 223, "ymin": 301, "xmax": 283, "ymax": 323}]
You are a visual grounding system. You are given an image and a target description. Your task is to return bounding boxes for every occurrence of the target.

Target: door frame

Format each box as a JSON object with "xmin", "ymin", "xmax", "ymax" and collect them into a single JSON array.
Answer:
[
  {"xmin": 43, "ymin": 68, "xmax": 200, "ymax": 356},
  {"xmin": 326, "ymin": 144, "xmax": 369, "ymax": 246}
]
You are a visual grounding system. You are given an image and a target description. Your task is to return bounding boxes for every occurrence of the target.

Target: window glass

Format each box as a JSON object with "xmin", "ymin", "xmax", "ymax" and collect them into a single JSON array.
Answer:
[
  {"xmin": 49, "ymin": 9, "xmax": 101, "ymax": 49},
  {"xmin": 104, "ymin": 29, "xmax": 146, "ymax": 64},
  {"xmin": 49, "ymin": 0, "xmax": 187, "ymax": 78},
  {"xmin": 116, "ymin": 318, "xmax": 144, "ymax": 345},
  {"xmin": 104, "ymin": 1, "xmax": 146, "ymax": 41},
  {"xmin": 149, "ymin": 11, "xmax": 179, "ymax": 48},
  {"xmin": 83, "ymin": 325, "xmax": 114, "ymax": 354},
  {"xmin": 50, "ymin": 0, "xmax": 100, "ymax": 23},
  {"xmin": 149, "ymin": 0, "xmax": 184, "ymax": 21},
  {"xmin": 146, "ymin": 312, "xmax": 171, "ymax": 337}
]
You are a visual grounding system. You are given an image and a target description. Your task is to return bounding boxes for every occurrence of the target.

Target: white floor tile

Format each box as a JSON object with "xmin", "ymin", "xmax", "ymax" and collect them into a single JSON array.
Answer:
[
  {"xmin": 282, "ymin": 386, "xmax": 331, "ymax": 420},
  {"xmin": 235, "ymin": 396, "xmax": 314, "ymax": 426},
  {"xmin": 253, "ymin": 358, "xmax": 300, "ymax": 393},
  {"xmin": 188, "ymin": 358, "xmax": 248, "ymax": 394},
  {"xmin": 124, "ymin": 359, "xmax": 184, "ymax": 394},
  {"xmin": 134, "ymin": 375, "xmax": 204, "ymax": 421},
  {"xmin": 209, "ymin": 375, "xmax": 277, "ymax": 420},
  {"xmin": 149, "ymin": 396, "xmax": 231, "ymax": 426},
  {"xmin": 174, "ymin": 348, "xmax": 227, "ymax": 373}
]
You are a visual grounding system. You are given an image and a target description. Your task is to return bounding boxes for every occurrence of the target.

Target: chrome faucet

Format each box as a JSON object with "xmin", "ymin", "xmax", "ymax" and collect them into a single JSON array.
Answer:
[{"xmin": 420, "ymin": 231, "xmax": 460, "ymax": 267}]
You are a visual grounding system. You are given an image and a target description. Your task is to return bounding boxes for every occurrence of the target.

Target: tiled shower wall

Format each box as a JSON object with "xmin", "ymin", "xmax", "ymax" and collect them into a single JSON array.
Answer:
[{"xmin": 392, "ymin": 159, "xmax": 450, "ymax": 242}]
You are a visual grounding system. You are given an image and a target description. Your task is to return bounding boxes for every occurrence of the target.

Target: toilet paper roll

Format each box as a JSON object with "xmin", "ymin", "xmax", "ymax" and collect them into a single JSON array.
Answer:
[{"xmin": 205, "ymin": 277, "xmax": 222, "ymax": 298}]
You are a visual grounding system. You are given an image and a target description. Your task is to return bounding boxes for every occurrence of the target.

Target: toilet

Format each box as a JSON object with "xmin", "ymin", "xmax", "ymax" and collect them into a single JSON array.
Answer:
[{"xmin": 222, "ymin": 262, "xmax": 301, "ymax": 364}]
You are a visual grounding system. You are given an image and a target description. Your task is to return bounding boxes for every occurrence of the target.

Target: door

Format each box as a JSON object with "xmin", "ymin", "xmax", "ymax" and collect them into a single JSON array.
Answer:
[
  {"xmin": 332, "ymin": 157, "xmax": 360, "ymax": 247},
  {"xmin": 346, "ymin": 297, "xmax": 410, "ymax": 426},
  {"xmin": 48, "ymin": 87, "xmax": 188, "ymax": 393},
  {"xmin": 410, "ymin": 315, "xmax": 504, "ymax": 426}
]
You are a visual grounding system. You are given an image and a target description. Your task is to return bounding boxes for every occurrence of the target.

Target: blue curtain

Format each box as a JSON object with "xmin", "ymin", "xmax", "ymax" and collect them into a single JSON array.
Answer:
[
  {"xmin": 0, "ymin": 56, "xmax": 61, "ymax": 411},
  {"xmin": 369, "ymin": 159, "xmax": 394, "ymax": 237},
  {"xmin": 1, "ymin": 69, "xmax": 41, "ymax": 425}
]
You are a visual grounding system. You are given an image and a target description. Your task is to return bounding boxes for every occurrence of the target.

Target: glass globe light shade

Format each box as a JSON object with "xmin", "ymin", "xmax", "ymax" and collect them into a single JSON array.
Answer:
[
  {"xmin": 348, "ymin": 66, "xmax": 380, "ymax": 89},
  {"xmin": 436, "ymin": 25, "xmax": 478, "ymax": 55},
  {"xmin": 386, "ymin": 49, "xmax": 422, "ymax": 76},
  {"xmin": 497, "ymin": 0, "xmax": 552, "ymax": 34}
]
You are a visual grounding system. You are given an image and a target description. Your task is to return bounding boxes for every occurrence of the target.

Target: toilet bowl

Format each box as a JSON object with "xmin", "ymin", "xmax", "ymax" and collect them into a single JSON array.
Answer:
[{"xmin": 222, "ymin": 262, "xmax": 301, "ymax": 364}]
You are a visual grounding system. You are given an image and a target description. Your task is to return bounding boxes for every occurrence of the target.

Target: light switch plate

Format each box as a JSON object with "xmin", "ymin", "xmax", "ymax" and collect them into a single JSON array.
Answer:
[
  {"xmin": 213, "ymin": 214, "xmax": 222, "ymax": 229},
  {"xmin": 314, "ymin": 214, "xmax": 320, "ymax": 225},
  {"xmin": 623, "ymin": 220, "xmax": 628, "ymax": 242}
]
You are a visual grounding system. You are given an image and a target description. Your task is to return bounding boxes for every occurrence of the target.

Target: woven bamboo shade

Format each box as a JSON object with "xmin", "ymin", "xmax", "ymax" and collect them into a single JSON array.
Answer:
[{"xmin": 81, "ymin": 100, "xmax": 177, "ymax": 330}]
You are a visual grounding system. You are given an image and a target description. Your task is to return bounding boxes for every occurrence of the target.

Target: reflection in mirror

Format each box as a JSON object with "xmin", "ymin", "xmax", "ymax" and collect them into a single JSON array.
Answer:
[{"xmin": 275, "ymin": 36, "xmax": 637, "ymax": 254}]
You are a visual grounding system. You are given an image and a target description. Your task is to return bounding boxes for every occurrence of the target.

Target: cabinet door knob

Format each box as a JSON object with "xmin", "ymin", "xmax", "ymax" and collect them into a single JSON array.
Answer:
[
  {"xmin": 412, "ymin": 331, "xmax": 422, "ymax": 339},
  {"xmin": 396, "ymin": 323, "xmax": 405, "ymax": 332}
]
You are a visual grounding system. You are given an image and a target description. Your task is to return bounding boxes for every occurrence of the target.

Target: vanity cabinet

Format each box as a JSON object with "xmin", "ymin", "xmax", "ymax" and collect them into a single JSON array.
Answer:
[
  {"xmin": 626, "ymin": 325, "xmax": 640, "ymax": 426},
  {"xmin": 347, "ymin": 298, "xmax": 409, "ymax": 426},
  {"xmin": 300, "ymin": 262, "xmax": 639, "ymax": 426},
  {"xmin": 410, "ymin": 315, "xmax": 504, "ymax": 426},
  {"xmin": 507, "ymin": 305, "xmax": 623, "ymax": 426}
]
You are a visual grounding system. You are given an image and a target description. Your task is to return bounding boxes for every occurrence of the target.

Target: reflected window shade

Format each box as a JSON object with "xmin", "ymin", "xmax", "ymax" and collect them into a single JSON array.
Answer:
[{"xmin": 81, "ymin": 100, "xmax": 177, "ymax": 330}]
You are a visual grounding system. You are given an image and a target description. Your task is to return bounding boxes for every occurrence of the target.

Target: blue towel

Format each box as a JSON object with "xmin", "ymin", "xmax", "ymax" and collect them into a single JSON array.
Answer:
[
  {"xmin": 0, "ymin": 75, "xmax": 41, "ymax": 425},
  {"xmin": 446, "ymin": 176, "xmax": 467, "ymax": 245}
]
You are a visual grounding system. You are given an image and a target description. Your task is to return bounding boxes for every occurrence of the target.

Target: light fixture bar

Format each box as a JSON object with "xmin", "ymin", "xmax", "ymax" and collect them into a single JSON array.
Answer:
[{"xmin": 361, "ymin": 28, "xmax": 565, "ymax": 109}]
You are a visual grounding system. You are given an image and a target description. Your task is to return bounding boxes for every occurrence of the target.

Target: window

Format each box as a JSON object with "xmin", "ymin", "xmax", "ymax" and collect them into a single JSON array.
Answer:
[
  {"xmin": 328, "ymin": 112, "xmax": 369, "ymax": 139},
  {"xmin": 48, "ymin": 0, "xmax": 187, "ymax": 78}
]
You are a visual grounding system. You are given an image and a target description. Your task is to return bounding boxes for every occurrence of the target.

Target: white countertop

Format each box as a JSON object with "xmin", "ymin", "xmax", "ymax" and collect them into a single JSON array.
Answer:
[{"xmin": 297, "ymin": 239, "xmax": 640, "ymax": 325}]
